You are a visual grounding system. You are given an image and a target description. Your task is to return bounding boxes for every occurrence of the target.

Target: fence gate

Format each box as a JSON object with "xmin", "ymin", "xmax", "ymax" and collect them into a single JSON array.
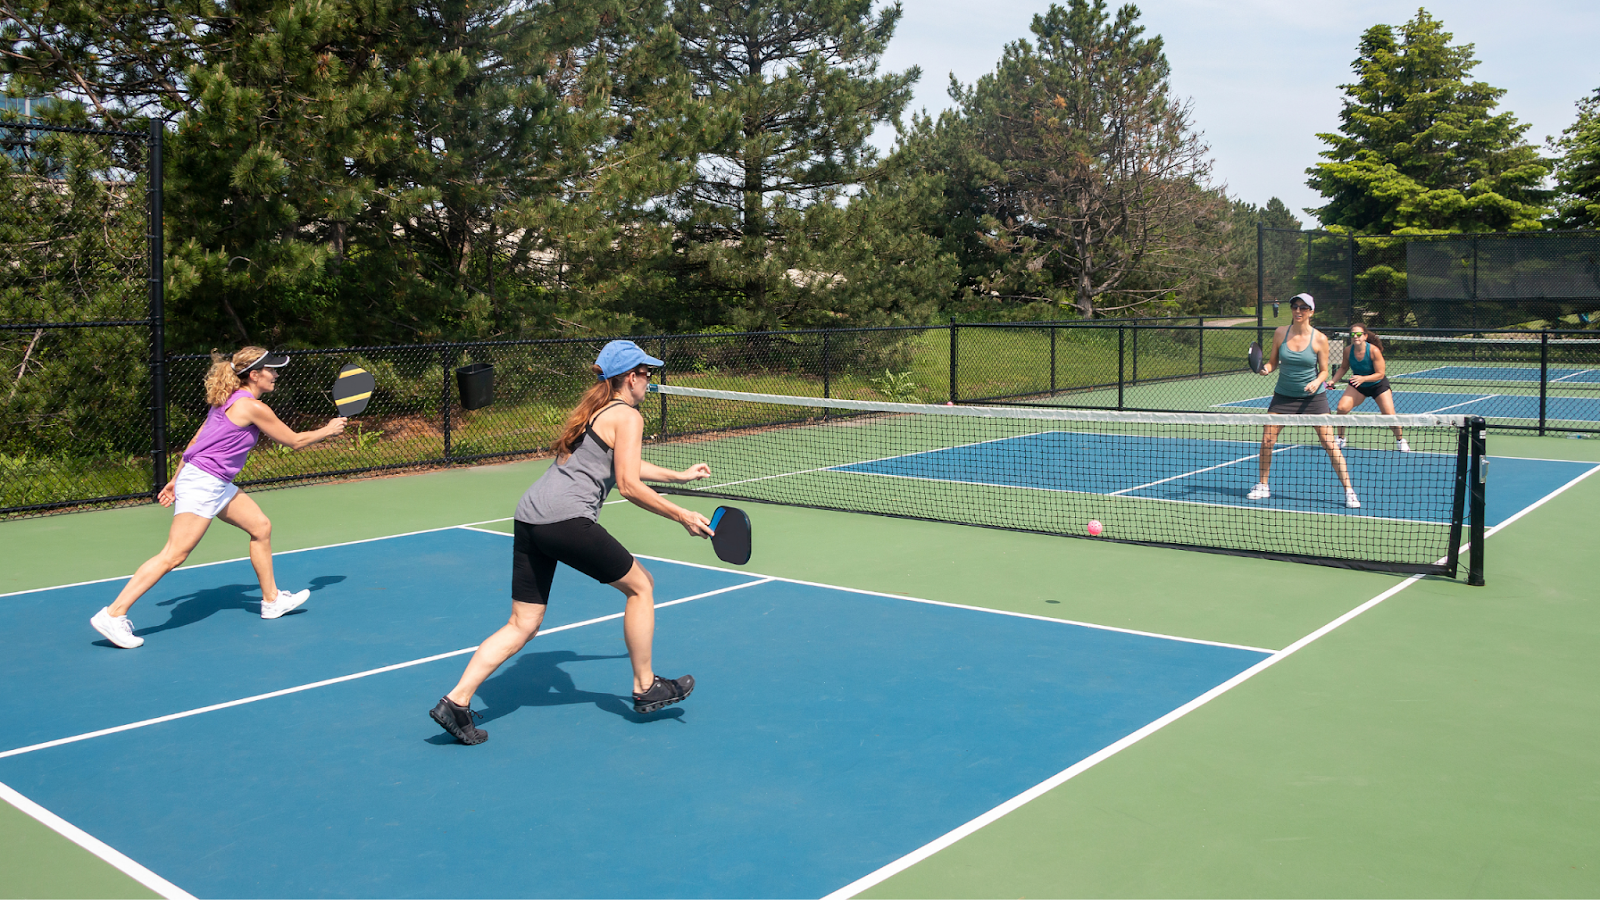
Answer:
[{"xmin": 0, "ymin": 119, "xmax": 163, "ymax": 518}]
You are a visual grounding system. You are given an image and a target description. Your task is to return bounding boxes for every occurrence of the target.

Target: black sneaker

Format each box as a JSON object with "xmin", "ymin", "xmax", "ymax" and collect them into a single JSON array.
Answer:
[
  {"xmin": 429, "ymin": 697, "xmax": 487, "ymax": 745},
  {"xmin": 633, "ymin": 674, "xmax": 694, "ymax": 714}
]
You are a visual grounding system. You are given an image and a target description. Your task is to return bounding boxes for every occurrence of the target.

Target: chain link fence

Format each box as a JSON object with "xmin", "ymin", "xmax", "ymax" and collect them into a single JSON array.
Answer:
[
  {"xmin": 1258, "ymin": 227, "xmax": 1600, "ymax": 331},
  {"xmin": 1, "ymin": 119, "xmax": 161, "ymax": 516}
]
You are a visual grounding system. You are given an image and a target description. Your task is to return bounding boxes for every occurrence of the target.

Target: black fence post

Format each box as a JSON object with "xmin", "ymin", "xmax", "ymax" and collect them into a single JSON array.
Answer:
[
  {"xmin": 1049, "ymin": 324, "xmax": 1057, "ymax": 393},
  {"xmin": 441, "ymin": 345, "xmax": 454, "ymax": 460},
  {"xmin": 822, "ymin": 330, "xmax": 831, "ymax": 400},
  {"xmin": 1347, "ymin": 232, "xmax": 1356, "ymax": 323},
  {"xmin": 659, "ymin": 336, "xmax": 669, "ymax": 436},
  {"xmin": 148, "ymin": 119, "xmax": 167, "ymax": 497},
  {"xmin": 1468, "ymin": 417, "xmax": 1487, "ymax": 586},
  {"xmin": 1538, "ymin": 331, "xmax": 1549, "ymax": 436},
  {"xmin": 948, "ymin": 318, "xmax": 959, "ymax": 404},
  {"xmin": 1131, "ymin": 326, "xmax": 1139, "ymax": 385},
  {"xmin": 1198, "ymin": 317, "xmax": 1205, "ymax": 376},
  {"xmin": 1256, "ymin": 221, "xmax": 1265, "ymax": 347},
  {"xmin": 1117, "ymin": 326, "xmax": 1126, "ymax": 410}
]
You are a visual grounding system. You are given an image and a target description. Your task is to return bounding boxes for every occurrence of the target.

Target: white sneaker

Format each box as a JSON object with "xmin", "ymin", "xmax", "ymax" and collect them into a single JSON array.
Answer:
[
  {"xmin": 261, "ymin": 588, "xmax": 309, "ymax": 620},
  {"xmin": 1247, "ymin": 483, "xmax": 1271, "ymax": 500},
  {"xmin": 1397, "ymin": 438, "xmax": 1411, "ymax": 452},
  {"xmin": 91, "ymin": 607, "xmax": 144, "ymax": 648},
  {"xmin": 1336, "ymin": 436, "xmax": 1347, "ymax": 449},
  {"xmin": 1346, "ymin": 489, "xmax": 1361, "ymax": 508}
]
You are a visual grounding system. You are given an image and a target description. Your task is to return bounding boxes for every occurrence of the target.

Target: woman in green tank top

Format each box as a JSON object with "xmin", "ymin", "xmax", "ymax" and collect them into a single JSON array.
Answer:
[{"xmin": 1249, "ymin": 294, "xmax": 1360, "ymax": 508}]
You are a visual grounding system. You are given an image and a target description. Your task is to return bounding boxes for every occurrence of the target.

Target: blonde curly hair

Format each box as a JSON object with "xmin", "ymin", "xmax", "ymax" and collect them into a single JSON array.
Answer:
[{"xmin": 204, "ymin": 346, "xmax": 269, "ymax": 407}]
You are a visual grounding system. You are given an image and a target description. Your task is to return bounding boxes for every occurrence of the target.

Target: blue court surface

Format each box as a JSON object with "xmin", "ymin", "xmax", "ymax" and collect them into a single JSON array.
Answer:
[
  {"xmin": 0, "ymin": 527, "xmax": 1273, "ymax": 899},
  {"xmin": 834, "ymin": 432, "xmax": 1595, "ymax": 526},
  {"xmin": 1399, "ymin": 364, "xmax": 1600, "ymax": 384},
  {"xmin": 1220, "ymin": 391, "xmax": 1600, "ymax": 423}
]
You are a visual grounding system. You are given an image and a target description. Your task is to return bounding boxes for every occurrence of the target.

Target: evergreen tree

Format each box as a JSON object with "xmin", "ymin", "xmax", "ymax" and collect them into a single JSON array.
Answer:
[
  {"xmin": 664, "ymin": 0, "xmax": 928, "ymax": 330},
  {"xmin": 1549, "ymin": 89, "xmax": 1600, "ymax": 230},
  {"xmin": 947, "ymin": 0, "xmax": 1215, "ymax": 319},
  {"xmin": 1307, "ymin": 9, "xmax": 1550, "ymax": 234}
]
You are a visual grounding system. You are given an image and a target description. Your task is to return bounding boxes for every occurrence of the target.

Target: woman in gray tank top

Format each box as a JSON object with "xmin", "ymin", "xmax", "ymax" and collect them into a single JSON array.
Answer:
[
  {"xmin": 1249, "ymin": 294, "xmax": 1360, "ymax": 509},
  {"xmin": 430, "ymin": 341, "xmax": 715, "ymax": 744}
]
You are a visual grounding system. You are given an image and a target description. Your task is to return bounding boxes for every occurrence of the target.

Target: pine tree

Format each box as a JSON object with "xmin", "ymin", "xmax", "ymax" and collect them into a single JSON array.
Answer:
[
  {"xmin": 664, "ymin": 0, "xmax": 925, "ymax": 330},
  {"xmin": 1307, "ymin": 10, "xmax": 1550, "ymax": 235},
  {"xmin": 1549, "ymin": 89, "xmax": 1600, "ymax": 230},
  {"xmin": 947, "ymin": 0, "xmax": 1215, "ymax": 319}
]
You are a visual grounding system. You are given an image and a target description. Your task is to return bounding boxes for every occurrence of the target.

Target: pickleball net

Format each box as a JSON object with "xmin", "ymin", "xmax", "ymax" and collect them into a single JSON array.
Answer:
[{"xmin": 643, "ymin": 384, "xmax": 1487, "ymax": 582}]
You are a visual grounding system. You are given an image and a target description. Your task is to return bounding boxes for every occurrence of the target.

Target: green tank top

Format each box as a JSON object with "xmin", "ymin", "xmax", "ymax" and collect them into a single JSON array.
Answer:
[{"xmin": 1275, "ymin": 331, "xmax": 1323, "ymax": 397}]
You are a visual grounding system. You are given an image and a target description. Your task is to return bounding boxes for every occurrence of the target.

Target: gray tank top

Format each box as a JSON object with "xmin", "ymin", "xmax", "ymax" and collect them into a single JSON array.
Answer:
[
  {"xmin": 515, "ymin": 401, "xmax": 625, "ymax": 525},
  {"xmin": 1275, "ymin": 330, "xmax": 1324, "ymax": 397}
]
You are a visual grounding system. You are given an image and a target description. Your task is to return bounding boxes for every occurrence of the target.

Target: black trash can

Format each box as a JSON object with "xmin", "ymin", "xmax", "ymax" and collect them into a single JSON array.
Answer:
[{"xmin": 455, "ymin": 362, "xmax": 495, "ymax": 411}]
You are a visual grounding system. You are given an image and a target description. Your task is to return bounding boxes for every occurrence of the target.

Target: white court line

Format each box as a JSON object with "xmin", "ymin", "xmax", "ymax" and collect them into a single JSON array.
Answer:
[
  {"xmin": 0, "ymin": 578, "xmax": 770, "ymax": 761},
  {"xmin": 822, "ymin": 461, "xmax": 1600, "ymax": 900},
  {"xmin": 1107, "ymin": 445, "xmax": 1299, "ymax": 496},
  {"xmin": 1, "ymin": 520, "xmax": 513, "ymax": 599},
  {"xmin": 0, "ymin": 779, "xmax": 195, "ymax": 900},
  {"xmin": 458, "ymin": 529, "xmax": 1272, "ymax": 653},
  {"xmin": 1423, "ymin": 394, "xmax": 1499, "ymax": 414}
]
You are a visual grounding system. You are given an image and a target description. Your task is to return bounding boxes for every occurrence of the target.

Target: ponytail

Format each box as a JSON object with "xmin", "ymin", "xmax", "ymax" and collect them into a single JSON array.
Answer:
[
  {"xmin": 553, "ymin": 366, "xmax": 630, "ymax": 458},
  {"xmin": 204, "ymin": 346, "xmax": 267, "ymax": 407}
]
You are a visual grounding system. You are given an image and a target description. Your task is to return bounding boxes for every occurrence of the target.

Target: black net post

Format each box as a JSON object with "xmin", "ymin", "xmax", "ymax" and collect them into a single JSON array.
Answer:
[
  {"xmin": 148, "ymin": 119, "xmax": 167, "ymax": 494},
  {"xmin": 1538, "ymin": 332, "xmax": 1549, "ymax": 436},
  {"xmin": 1445, "ymin": 422, "xmax": 1469, "ymax": 578},
  {"xmin": 948, "ymin": 319, "xmax": 959, "ymax": 404},
  {"xmin": 1468, "ymin": 417, "xmax": 1487, "ymax": 586}
]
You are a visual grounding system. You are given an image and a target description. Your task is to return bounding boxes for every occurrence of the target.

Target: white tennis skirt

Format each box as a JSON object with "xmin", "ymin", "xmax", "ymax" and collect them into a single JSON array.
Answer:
[{"xmin": 173, "ymin": 464, "xmax": 240, "ymax": 519}]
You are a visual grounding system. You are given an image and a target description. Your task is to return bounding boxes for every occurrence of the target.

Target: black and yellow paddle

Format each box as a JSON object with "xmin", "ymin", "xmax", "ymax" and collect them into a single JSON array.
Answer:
[{"xmin": 332, "ymin": 364, "xmax": 375, "ymax": 416}]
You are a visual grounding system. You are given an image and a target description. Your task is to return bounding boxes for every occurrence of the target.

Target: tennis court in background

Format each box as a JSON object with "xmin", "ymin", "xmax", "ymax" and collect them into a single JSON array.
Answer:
[{"xmin": 3, "ymin": 433, "xmax": 1600, "ymax": 898}]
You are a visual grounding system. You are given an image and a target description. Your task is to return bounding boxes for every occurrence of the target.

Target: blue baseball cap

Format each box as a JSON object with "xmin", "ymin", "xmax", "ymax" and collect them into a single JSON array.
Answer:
[{"xmin": 595, "ymin": 340, "xmax": 664, "ymax": 380}]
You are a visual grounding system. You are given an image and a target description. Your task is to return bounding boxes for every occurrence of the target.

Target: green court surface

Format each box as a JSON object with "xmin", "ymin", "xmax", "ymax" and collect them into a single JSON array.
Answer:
[{"xmin": 4, "ymin": 432, "xmax": 1600, "ymax": 898}]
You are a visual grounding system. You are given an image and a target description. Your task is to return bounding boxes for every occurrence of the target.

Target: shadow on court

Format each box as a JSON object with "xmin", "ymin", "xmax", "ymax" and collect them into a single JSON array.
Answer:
[
  {"xmin": 124, "ymin": 574, "xmax": 349, "ymax": 638},
  {"xmin": 424, "ymin": 648, "xmax": 684, "ymax": 743}
]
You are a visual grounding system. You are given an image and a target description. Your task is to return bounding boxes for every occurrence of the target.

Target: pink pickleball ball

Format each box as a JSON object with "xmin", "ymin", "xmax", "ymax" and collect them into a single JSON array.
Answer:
[{"xmin": 1087, "ymin": 520, "xmax": 1103, "ymax": 536}]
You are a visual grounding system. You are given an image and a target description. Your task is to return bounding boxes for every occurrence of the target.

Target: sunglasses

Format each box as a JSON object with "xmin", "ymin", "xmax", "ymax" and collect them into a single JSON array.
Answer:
[
  {"xmin": 1290, "ymin": 304, "xmax": 1311, "ymax": 311},
  {"xmin": 1350, "ymin": 331, "xmax": 1366, "ymax": 337}
]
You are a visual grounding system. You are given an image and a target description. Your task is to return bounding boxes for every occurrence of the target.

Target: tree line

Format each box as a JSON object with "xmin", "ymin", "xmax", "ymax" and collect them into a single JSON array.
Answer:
[{"xmin": 3, "ymin": 2, "xmax": 1598, "ymax": 352}]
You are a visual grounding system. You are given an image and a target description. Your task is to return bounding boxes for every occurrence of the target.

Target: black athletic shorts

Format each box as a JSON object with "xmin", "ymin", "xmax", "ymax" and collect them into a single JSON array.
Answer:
[
  {"xmin": 1353, "ymin": 377, "xmax": 1393, "ymax": 399},
  {"xmin": 512, "ymin": 517, "xmax": 635, "ymax": 605},
  {"xmin": 1267, "ymin": 391, "xmax": 1331, "ymax": 415}
]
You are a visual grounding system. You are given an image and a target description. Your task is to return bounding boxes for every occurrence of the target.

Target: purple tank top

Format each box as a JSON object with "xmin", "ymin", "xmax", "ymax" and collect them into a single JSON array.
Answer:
[{"xmin": 182, "ymin": 389, "xmax": 261, "ymax": 483}]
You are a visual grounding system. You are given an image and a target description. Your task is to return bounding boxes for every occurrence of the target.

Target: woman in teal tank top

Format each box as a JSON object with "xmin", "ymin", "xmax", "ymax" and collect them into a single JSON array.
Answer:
[
  {"xmin": 1250, "ymin": 294, "xmax": 1360, "ymax": 508},
  {"xmin": 1331, "ymin": 325, "xmax": 1409, "ymax": 451}
]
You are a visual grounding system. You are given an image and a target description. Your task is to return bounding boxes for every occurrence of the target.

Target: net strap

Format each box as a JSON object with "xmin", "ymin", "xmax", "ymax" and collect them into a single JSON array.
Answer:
[{"xmin": 648, "ymin": 384, "xmax": 1469, "ymax": 429}]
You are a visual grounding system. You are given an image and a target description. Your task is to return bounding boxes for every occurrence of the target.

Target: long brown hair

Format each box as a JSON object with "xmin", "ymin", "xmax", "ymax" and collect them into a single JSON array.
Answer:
[
  {"xmin": 204, "ymin": 346, "xmax": 268, "ymax": 407},
  {"xmin": 553, "ymin": 365, "xmax": 631, "ymax": 458}
]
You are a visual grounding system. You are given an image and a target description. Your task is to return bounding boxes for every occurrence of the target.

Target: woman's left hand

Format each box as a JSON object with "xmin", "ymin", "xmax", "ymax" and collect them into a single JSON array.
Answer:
[
  {"xmin": 679, "ymin": 463, "xmax": 711, "ymax": 483},
  {"xmin": 157, "ymin": 480, "xmax": 177, "ymax": 507}
]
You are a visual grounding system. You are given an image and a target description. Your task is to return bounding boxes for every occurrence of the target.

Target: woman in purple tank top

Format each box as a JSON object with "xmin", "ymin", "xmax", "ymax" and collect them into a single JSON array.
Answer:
[{"xmin": 90, "ymin": 347, "xmax": 348, "ymax": 650}]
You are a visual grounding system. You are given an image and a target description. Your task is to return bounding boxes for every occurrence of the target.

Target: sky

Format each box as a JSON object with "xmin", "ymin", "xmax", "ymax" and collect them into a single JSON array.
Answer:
[{"xmin": 874, "ymin": 0, "xmax": 1600, "ymax": 226}]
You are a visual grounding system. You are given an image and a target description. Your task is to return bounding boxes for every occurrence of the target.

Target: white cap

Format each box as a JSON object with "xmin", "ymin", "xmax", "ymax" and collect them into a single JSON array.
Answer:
[{"xmin": 1290, "ymin": 293, "xmax": 1315, "ymax": 311}]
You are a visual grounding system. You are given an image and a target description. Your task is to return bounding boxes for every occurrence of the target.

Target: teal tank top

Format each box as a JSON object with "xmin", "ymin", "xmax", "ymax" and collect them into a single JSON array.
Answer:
[
  {"xmin": 1347, "ymin": 343, "xmax": 1376, "ymax": 377},
  {"xmin": 1275, "ymin": 332, "xmax": 1323, "ymax": 396}
]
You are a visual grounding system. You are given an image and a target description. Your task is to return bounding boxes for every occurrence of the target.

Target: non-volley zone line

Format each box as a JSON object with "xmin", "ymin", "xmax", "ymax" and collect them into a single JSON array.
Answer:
[{"xmin": 0, "ymin": 577, "xmax": 772, "ymax": 761}]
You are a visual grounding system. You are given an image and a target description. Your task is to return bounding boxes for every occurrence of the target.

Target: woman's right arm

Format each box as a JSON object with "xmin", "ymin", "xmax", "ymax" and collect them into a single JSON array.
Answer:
[
  {"xmin": 1261, "ymin": 327, "xmax": 1286, "ymax": 375},
  {"xmin": 610, "ymin": 412, "xmax": 713, "ymax": 537},
  {"xmin": 238, "ymin": 400, "xmax": 346, "ymax": 450}
]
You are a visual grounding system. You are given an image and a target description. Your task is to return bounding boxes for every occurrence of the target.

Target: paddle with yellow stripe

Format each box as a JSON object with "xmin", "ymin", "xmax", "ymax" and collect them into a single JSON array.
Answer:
[{"xmin": 332, "ymin": 363, "xmax": 375, "ymax": 416}]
